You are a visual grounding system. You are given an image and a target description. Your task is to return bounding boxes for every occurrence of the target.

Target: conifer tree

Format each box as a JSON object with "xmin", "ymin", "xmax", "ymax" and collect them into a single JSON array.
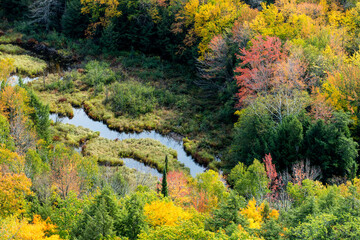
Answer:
[{"xmin": 161, "ymin": 156, "xmax": 168, "ymax": 197}]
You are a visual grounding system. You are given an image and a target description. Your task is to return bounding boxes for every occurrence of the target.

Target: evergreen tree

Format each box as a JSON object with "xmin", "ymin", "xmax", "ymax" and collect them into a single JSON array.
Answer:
[
  {"xmin": 161, "ymin": 156, "xmax": 169, "ymax": 197},
  {"xmin": 269, "ymin": 115, "xmax": 304, "ymax": 170},
  {"xmin": 303, "ymin": 112, "xmax": 358, "ymax": 180},
  {"xmin": 61, "ymin": 0, "xmax": 89, "ymax": 38},
  {"xmin": 28, "ymin": 90, "xmax": 51, "ymax": 142},
  {"xmin": 72, "ymin": 188, "xmax": 118, "ymax": 240}
]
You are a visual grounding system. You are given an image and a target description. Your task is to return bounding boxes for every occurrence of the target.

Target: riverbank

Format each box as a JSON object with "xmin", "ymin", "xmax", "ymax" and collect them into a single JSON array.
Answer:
[
  {"xmin": 1, "ymin": 30, "xmax": 232, "ymax": 174},
  {"xmin": 28, "ymin": 58, "xmax": 228, "ymax": 170},
  {"xmin": 50, "ymin": 108, "xmax": 206, "ymax": 176}
]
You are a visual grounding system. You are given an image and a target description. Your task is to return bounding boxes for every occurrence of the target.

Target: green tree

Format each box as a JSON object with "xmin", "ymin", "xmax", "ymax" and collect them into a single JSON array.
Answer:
[
  {"xmin": 115, "ymin": 189, "xmax": 156, "ymax": 239},
  {"xmin": 228, "ymin": 160, "xmax": 269, "ymax": 200},
  {"xmin": 0, "ymin": 0, "xmax": 30, "ymax": 21},
  {"xmin": 28, "ymin": 90, "xmax": 51, "ymax": 142},
  {"xmin": 162, "ymin": 156, "xmax": 169, "ymax": 197},
  {"xmin": 206, "ymin": 191, "xmax": 247, "ymax": 234},
  {"xmin": 72, "ymin": 188, "xmax": 118, "ymax": 240},
  {"xmin": 269, "ymin": 115, "xmax": 304, "ymax": 170},
  {"xmin": 62, "ymin": 0, "xmax": 89, "ymax": 38},
  {"xmin": 303, "ymin": 112, "xmax": 358, "ymax": 179},
  {"xmin": 225, "ymin": 109, "xmax": 274, "ymax": 172}
]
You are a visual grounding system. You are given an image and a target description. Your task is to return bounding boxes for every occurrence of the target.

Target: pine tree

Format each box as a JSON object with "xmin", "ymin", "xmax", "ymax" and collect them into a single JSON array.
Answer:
[
  {"xmin": 161, "ymin": 156, "xmax": 168, "ymax": 197},
  {"xmin": 28, "ymin": 90, "xmax": 51, "ymax": 142}
]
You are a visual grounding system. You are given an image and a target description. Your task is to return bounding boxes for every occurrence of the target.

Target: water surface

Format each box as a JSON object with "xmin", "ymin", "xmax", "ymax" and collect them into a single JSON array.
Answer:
[{"xmin": 50, "ymin": 108, "xmax": 206, "ymax": 177}]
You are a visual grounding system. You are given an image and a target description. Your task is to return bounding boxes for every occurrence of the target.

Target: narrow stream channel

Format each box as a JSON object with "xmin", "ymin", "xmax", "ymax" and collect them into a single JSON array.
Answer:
[{"xmin": 50, "ymin": 108, "xmax": 207, "ymax": 177}]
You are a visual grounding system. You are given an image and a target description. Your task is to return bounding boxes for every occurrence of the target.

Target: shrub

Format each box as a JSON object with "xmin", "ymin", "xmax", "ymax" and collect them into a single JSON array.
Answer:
[
  {"xmin": 84, "ymin": 60, "xmax": 116, "ymax": 87},
  {"xmin": 109, "ymin": 81, "xmax": 157, "ymax": 116}
]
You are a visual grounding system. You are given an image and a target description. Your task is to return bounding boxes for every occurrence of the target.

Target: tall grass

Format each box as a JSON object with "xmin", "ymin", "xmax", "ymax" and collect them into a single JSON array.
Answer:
[
  {"xmin": 0, "ymin": 53, "xmax": 46, "ymax": 76},
  {"xmin": 52, "ymin": 122, "xmax": 100, "ymax": 147},
  {"xmin": 0, "ymin": 44, "xmax": 25, "ymax": 54},
  {"xmin": 84, "ymin": 137, "xmax": 184, "ymax": 173}
]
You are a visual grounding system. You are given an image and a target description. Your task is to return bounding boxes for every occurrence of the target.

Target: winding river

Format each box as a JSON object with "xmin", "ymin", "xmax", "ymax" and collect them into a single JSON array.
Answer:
[{"xmin": 50, "ymin": 108, "xmax": 206, "ymax": 177}]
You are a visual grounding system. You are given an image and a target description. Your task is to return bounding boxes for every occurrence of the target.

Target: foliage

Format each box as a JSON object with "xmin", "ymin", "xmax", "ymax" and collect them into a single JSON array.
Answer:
[
  {"xmin": 84, "ymin": 60, "xmax": 116, "ymax": 88},
  {"xmin": 80, "ymin": 0, "xmax": 121, "ymax": 34},
  {"xmin": 0, "ymin": 58, "xmax": 15, "ymax": 85},
  {"xmin": 191, "ymin": 170, "xmax": 228, "ymax": 212},
  {"xmin": 176, "ymin": 0, "xmax": 254, "ymax": 57},
  {"xmin": 0, "ymin": 215, "xmax": 62, "ymax": 240},
  {"xmin": 144, "ymin": 199, "xmax": 192, "ymax": 227},
  {"xmin": 138, "ymin": 220, "xmax": 217, "ymax": 240},
  {"xmin": 240, "ymin": 198, "xmax": 279, "ymax": 229},
  {"xmin": 0, "ymin": 168, "xmax": 32, "ymax": 217},
  {"xmin": 228, "ymin": 159, "xmax": 269, "ymax": 200},
  {"xmin": 108, "ymin": 81, "xmax": 157, "ymax": 116}
]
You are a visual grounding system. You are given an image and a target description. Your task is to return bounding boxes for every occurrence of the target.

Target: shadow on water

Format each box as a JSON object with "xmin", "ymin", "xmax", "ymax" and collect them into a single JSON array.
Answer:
[{"xmin": 50, "ymin": 108, "xmax": 206, "ymax": 177}]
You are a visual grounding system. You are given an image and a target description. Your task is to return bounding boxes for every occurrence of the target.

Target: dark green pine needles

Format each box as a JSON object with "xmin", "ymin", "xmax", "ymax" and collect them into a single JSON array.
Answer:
[{"xmin": 161, "ymin": 156, "xmax": 169, "ymax": 197}]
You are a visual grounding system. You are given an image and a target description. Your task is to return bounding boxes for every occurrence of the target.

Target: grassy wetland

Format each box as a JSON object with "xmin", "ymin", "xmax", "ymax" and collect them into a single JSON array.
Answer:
[{"xmin": 28, "ymin": 53, "xmax": 231, "ymax": 169}]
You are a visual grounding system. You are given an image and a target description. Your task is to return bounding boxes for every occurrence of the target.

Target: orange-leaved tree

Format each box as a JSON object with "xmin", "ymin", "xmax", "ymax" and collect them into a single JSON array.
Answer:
[{"xmin": 235, "ymin": 35, "xmax": 286, "ymax": 107}]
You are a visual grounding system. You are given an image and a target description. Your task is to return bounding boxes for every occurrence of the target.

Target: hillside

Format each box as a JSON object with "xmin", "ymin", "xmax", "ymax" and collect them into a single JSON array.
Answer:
[{"xmin": 1, "ymin": 0, "xmax": 360, "ymax": 239}]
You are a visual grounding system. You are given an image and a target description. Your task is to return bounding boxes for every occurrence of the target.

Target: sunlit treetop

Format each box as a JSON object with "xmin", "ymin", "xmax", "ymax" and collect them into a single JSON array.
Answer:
[{"xmin": 80, "ymin": 0, "xmax": 122, "ymax": 35}]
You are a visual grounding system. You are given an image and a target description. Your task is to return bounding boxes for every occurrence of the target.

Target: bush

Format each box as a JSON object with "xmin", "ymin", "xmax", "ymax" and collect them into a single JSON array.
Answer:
[
  {"xmin": 109, "ymin": 81, "xmax": 157, "ymax": 116},
  {"xmin": 46, "ymin": 72, "xmax": 75, "ymax": 92},
  {"xmin": 84, "ymin": 61, "xmax": 116, "ymax": 87}
]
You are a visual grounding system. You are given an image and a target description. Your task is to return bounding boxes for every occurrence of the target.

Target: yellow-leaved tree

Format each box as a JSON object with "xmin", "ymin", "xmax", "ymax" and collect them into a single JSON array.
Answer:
[
  {"xmin": 174, "ymin": 0, "xmax": 254, "ymax": 58},
  {"xmin": 0, "ymin": 58, "xmax": 15, "ymax": 87},
  {"xmin": 0, "ymin": 167, "xmax": 32, "ymax": 217},
  {"xmin": 0, "ymin": 215, "xmax": 62, "ymax": 240},
  {"xmin": 80, "ymin": 0, "xmax": 122, "ymax": 35},
  {"xmin": 240, "ymin": 198, "xmax": 279, "ymax": 229},
  {"xmin": 144, "ymin": 200, "xmax": 192, "ymax": 227}
]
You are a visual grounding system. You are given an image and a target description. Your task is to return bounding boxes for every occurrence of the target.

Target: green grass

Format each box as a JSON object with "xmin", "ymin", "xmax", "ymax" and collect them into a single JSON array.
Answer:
[
  {"xmin": 52, "ymin": 122, "xmax": 100, "ymax": 147},
  {"xmin": 83, "ymin": 137, "xmax": 187, "ymax": 173},
  {"xmin": 0, "ymin": 44, "xmax": 26, "ymax": 54},
  {"xmin": 0, "ymin": 53, "xmax": 47, "ymax": 76}
]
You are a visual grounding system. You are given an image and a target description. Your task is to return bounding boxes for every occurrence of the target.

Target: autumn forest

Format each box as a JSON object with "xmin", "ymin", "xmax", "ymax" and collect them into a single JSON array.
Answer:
[{"xmin": 1, "ymin": 0, "xmax": 360, "ymax": 239}]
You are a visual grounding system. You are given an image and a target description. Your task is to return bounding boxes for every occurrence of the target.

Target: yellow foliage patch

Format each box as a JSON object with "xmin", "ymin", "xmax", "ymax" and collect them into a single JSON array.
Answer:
[
  {"xmin": 240, "ymin": 198, "xmax": 279, "ymax": 229},
  {"xmin": 0, "ymin": 215, "xmax": 62, "ymax": 240},
  {"xmin": 144, "ymin": 200, "xmax": 192, "ymax": 227}
]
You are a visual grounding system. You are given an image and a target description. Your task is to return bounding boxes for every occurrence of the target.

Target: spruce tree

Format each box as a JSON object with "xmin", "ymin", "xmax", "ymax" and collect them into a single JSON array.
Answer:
[
  {"xmin": 161, "ymin": 156, "xmax": 168, "ymax": 197},
  {"xmin": 28, "ymin": 90, "xmax": 51, "ymax": 142}
]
